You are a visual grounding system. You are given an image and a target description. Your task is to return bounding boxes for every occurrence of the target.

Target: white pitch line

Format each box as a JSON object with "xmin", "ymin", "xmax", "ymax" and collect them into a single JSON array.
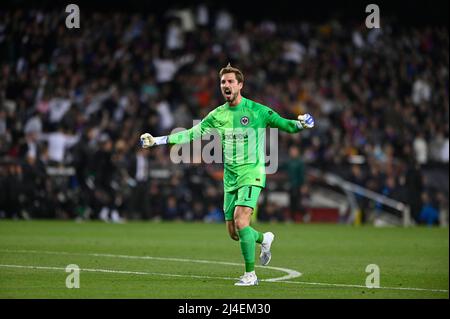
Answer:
[
  {"xmin": 0, "ymin": 264, "xmax": 238, "ymax": 281},
  {"xmin": 0, "ymin": 263, "xmax": 448, "ymax": 294},
  {"xmin": 270, "ymin": 279, "xmax": 449, "ymax": 293},
  {"xmin": 0, "ymin": 249, "xmax": 301, "ymax": 282}
]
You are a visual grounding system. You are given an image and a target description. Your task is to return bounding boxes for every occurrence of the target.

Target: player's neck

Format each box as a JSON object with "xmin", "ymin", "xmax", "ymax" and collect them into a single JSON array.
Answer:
[{"xmin": 228, "ymin": 94, "xmax": 243, "ymax": 107}]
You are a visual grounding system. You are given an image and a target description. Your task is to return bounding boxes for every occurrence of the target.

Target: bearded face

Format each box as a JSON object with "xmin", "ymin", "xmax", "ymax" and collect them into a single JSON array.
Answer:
[{"xmin": 220, "ymin": 73, "xmax": 243, "ymax": 105}]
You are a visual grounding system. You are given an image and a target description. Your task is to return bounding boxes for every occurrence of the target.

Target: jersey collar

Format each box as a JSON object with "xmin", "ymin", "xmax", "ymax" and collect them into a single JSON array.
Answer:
[{"xmin": 226, "ymin": 96, "xmax": 246, "ymax": 111}]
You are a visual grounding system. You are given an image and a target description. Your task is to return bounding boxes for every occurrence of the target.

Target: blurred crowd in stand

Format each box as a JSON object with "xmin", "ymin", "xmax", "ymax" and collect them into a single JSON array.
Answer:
[{"xmin": 0, "ymin": 5, "xmax": 448, "ymax": 224}]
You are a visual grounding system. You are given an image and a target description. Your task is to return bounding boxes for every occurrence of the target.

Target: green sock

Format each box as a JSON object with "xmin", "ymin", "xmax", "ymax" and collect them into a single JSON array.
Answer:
[
  {"xmin": 238, "ymin": 226, "xmax": 255, "ymax": 272},
  {"xmin": 256, "ymin": 231, "xmax": 264, "ymax": 244},
  {"xmin": 238, "ymin": 226, "xmax": 263, "ymax": 272}
]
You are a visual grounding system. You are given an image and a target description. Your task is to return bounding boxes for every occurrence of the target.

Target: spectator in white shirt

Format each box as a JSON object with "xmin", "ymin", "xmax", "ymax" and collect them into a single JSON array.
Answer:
[
  {"xmin": 413, "ymin": 132, "xmax": 428, "ymax": 165},
  {"xmin": 215, "ymin": 9, "xmax": 233, "ymax": 34},
  {"xmin": 196, "ymin": 4, "xmax": 209, "ymax": 27},
  {"xmin": 412, "ymin": 76, "xmax": 432, "ymax": 105},
  {"xmin": 166, "ymin": 19, "xmax": 184, "ymax": 51},
  {"xmin": 39, "ymin": 126, "xmax": 80, "ymax": 164}
]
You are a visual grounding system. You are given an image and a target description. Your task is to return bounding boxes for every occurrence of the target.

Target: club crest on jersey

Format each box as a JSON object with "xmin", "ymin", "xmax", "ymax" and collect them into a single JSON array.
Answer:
[{"xmin": 240, "ymin": 116, "xmax": 249, "ymax": 126}]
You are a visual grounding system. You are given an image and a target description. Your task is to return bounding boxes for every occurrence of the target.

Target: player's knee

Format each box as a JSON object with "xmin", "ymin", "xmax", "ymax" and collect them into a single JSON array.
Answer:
[
  {"xmin": 234, "ymin": 218, "xmax": 243, "ymax": 230},
  {"xmin": 234, "ymin": 217, "xmax": 249, "ymax": 230},
  {"xmin": 234, "ymin": 207, "xmax": 252, "ymax": 230}
]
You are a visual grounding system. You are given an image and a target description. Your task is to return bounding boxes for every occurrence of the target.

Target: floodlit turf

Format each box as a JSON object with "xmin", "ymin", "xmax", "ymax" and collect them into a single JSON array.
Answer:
[{"xmin": 0, "ymin": 220, "xmax": 448, "ymax": 299}]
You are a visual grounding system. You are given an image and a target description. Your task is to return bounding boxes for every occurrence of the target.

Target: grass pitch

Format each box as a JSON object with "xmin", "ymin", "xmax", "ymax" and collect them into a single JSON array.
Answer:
[{"xmin": 0, "ymin": 220, "xmax": 448, "ymax": 299}]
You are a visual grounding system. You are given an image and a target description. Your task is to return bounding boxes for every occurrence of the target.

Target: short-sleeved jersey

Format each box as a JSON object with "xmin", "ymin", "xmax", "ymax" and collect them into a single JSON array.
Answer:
[{"xmin": 168, "ymin": 97, "xmax": 302, "ymax": 192}]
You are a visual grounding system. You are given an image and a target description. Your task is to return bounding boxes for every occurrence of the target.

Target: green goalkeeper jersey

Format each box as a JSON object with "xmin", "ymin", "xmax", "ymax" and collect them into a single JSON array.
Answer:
[{"xmin": 168, "ymin": 97, "xmax": 302, "ymax": 192}]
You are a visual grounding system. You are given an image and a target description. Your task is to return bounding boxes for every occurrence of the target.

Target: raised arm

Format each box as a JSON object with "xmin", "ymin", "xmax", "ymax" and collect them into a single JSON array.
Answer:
[
  {"xmin": 167, "ymin": 117, "xmax": 214, "ymax": 145},
  {"xmin": 266, "ymin": 108, "xmax": 315, "ymax": 133},
  {"xmin": 140, "ymin": 113, "xmax": 215, "ymax": 148}
]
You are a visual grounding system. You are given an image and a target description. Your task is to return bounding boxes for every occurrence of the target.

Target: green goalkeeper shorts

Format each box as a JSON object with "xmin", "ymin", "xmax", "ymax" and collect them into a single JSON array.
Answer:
[{"xmin": 223, "ymin": 185, "xmax": 263, "ymax": 221}]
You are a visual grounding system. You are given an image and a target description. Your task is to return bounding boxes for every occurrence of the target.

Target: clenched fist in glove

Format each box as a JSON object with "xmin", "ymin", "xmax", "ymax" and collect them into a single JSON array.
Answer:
[
  {"xmin": 298, "ymin": 114, "xmax": 315, "ymax": 129},
  {"xmin": 140, "ymin": 133, "xmax": 155, "ymax": 148},
  {"xmin": 140, "ymin": 133, "xmax": 168, "ymax": 148}
]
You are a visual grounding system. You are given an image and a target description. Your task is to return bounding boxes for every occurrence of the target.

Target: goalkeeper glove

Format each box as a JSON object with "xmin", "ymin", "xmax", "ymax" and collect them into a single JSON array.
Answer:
[
  {"xmin": 140, "ymin": 133, "xmax": 168, "ymax": 148},
  {"xmin": 140, "ymin": 133, "xmax": 155, "ymax": 148},
  {"xmin": 298, "ymin": 113, "xmax": 315, "ymax": 129}
]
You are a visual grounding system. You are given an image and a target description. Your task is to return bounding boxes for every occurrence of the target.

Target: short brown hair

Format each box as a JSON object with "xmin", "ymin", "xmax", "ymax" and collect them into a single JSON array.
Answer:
[{"xmin": 219, "ymin": 63, "xmax": 244, "ymax": 83}]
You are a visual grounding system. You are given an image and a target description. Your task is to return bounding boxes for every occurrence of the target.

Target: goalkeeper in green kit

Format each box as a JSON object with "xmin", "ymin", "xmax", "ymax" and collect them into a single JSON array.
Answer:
[{"xmin": 140, "ymin": 64, "xmax": 314, "ymax": 286}]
